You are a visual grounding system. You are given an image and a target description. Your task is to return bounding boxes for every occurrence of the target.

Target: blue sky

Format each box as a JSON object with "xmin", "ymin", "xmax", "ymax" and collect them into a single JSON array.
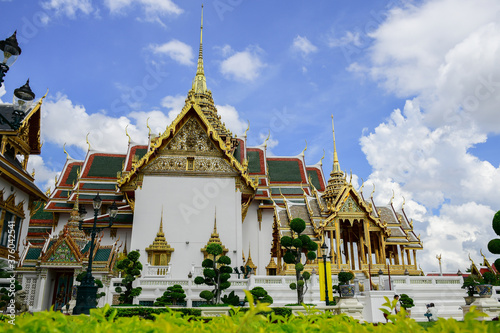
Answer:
[{"xmin": 1, "ymin": 0, "xmax": 500, "ymax": 273}]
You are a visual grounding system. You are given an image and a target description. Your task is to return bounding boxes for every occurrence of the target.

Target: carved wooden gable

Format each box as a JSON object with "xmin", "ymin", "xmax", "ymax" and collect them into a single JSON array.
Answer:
[
  {"xmin": 339, "ymin": 195, "xmax": 362, "ymax": 213},
  {"xmin": 143, "ymin": 116, "xmax": 236, "ymax": 175}
]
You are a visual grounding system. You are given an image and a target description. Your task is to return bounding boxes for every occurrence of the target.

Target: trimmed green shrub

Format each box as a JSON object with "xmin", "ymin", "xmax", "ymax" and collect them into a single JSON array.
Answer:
[
  {"xmin": 114, "ymin": 251, "xmax": 143, "ymax": 305},
  {"xmin": 281, "ymin": 217, "xmax": 318, "ymax": 304},
  {"xmin": 194, "ymin": 243, "xmax": 232, "ymax": 305},
  {"xmin": 154, "ymin": 284, "xmax": 186, "ymax": 306}
]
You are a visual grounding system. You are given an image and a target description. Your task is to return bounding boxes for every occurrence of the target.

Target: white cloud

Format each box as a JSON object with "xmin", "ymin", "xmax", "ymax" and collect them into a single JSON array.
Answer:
[
  {"xmin": 151, "ymin": 40, "xmax": 194, "ymax": 66},
  {"xmin": 358, "ymin": 0, "xmax": 500, "ymax": 272},
  {"xmin": 0, "ymin": 85, "xmax": 6, "ymax": 103},
  {"xmin": 328, "ymin": 31, "xmax": 362, "ymax": 48},
  {"xmin": 216, "ymin": 104, "xmax": 247, "ymax": 137},
  {"xmin": 220, "ymin": 46, "xmax": 266, "ymax": 82},
  {"xmin": 27, "ymin": 155, "xmax": 60, "ymax": 193},
  {"xmin": 41, "ymin": 0, "xmax": 94, "ymax": 18},
  {"xmin": 292, "ymin": 35, "xmax": 318, "ymax": 57},
  {"xmin": 104, "ymin": 0, "xmax": 182, "ymax": 23}
]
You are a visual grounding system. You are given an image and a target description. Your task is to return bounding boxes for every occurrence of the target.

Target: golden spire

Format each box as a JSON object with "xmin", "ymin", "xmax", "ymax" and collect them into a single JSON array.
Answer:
[
  {"xmin": 192, "ymin": 4, "xmax": 207, "ymax": 94},
  {"xmin": 332, "ymin": 115, "xmax": 340, "ymax": 173}
]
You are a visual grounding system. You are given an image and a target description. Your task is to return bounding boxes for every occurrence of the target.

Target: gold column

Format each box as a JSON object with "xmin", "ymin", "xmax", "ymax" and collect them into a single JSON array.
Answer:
[
  {"xmin": 335, "ymin": 220, "xmax": 341, "ymax": 269},
  {"xmin": 364, "ymin": 221, "xmax": 372, "ymax": 266},
  {"xmin": 406, "ymin": 249, "xmax": 411, "ymax": 266},
  {"xmin": 413, "ymin": 250, "xmax": 417, "ymax": 269},
  {"xmin": 380, "ymin": 234, "xmax": 387, "ymax": 266},
  {"xmin": 359, "ymin": 223, "xmax": 366, "ymax": 264},
  {"xmin": 401, "ymin": 245, "xmax": 406, "ymax": 270},
  {"xmin": 329, "ymin": 230, "xmax": 334, "ymax": 263}
]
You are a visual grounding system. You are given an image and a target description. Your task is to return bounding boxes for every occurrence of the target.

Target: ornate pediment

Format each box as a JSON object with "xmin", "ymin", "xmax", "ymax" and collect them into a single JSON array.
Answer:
[
  {"xmin": 163, "ymin": 117, "xmax": 219, "ymax": 155},
  {"xmin": 43, "ymin": 240, "xmax": 79, "ymax": 263},
  {"xmin": 339, "ymin": 196, "xmax": 362, "ymax": 213},
  {"xmin": 143, "ymin": 116, "xmax": 238, "ymax": 176}
]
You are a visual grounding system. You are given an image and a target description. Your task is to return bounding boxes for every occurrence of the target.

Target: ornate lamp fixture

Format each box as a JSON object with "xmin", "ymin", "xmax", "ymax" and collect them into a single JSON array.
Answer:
[
  {"xmin": 320, "ymin": 242, "xmax": 330, "ymax": 306},
  {"xmin": 0, "ymin": 79, "xmax": 35, "ymax": 130},
  {"xmin": 0, "ymin": 31, "xmax": 22, "ymax": 88}
]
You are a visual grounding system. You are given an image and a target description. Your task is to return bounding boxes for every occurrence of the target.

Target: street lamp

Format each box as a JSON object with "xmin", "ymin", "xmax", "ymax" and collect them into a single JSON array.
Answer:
[
  {"xmin": 0, "ymin": 32, "xmax": 22, "ymax": 88},
  {"xmin": 0, "ymin": 79, "xmax": 35, "ymax": 130},
  {"xmin": 73, "ymin": 194, "xmax": 118, "ymax": 315},
  {"xmin": 320, "ymin": 242, "xmax": 331, "ymax": 306}
]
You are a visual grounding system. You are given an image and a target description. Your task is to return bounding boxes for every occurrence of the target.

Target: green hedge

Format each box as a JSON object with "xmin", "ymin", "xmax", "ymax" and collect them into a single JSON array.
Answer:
[
  {"xmin": 106, "ymin": 307, "xmax": 201, "ymax": 320},
  {"xmin": 1, "ymin": 303, "xmax": 499, "ymax": 332}
]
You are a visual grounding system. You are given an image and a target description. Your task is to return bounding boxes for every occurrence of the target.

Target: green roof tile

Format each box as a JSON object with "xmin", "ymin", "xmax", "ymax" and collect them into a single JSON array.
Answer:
[
  {"xmin": 31, "ymin": 203, "xmax": 54, "ymax": 220},
  {"xmin": 87, "ymin": 156, "xmax": 125, "ymax": 178},
  {"xmin": 248, "ymin": 151, "xmax": 262, "ymax": 173},
  {"xmin": 134, "ymin": 148, "xmax": 147, "ymax": 160},
  {"xmin": 307, "ymin": 170, "xmax": 322, "ymax": 190},
  {"xmin": 82, "ymin": 183, "xmax": 117, "ymax": 190},
  {"xmin": 268, "ymin": 160, "xmax": 302, "ymax": 182},
  {"xmin": 25, "ymin": 248, "xmax": 41, "ymax": 260},
  {"xmin": 94, "ymin": 248, "xmax": 112, "ymax": 261},
  {"xmin": 65, "ymin": 165, "xmax": 80, "ymax": 186}
]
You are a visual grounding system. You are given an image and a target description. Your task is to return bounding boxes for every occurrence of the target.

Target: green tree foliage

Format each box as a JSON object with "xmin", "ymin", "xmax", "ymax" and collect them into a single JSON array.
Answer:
[
  {"xmin": 281, "ymin": 218, "xmax": 318, "ymax": 304},
  {"xmin": 399, "ymin": 294, "xmax": 414, "ymax": 309},
  {"xmin": 488, "ymin": 210, "xmax": 500, "ymax": 272},
  {"xmin": 154, "ymin": 284, "xmax": 186, "ymax": 306},
  {"xmin": 244, "ymin": 286, "xmax": 273, "ymax": 305},
  {"xmin": 114, "ymin": 251, "xmax": 143, "ymax": 305},
  {"xmin": 194, "ymin": 243, "xmax": 232, "ymax": 305},
  {"xmin": 221, "ymin": 291, "xmax": 240, "ymax": 306}
]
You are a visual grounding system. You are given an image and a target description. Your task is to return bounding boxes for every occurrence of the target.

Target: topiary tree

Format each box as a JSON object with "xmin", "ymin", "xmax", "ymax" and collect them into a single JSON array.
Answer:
[
  {"xmin": 244, "ymin": 286, "xmax": 273, "ymax": 305},
  {"xmin": 399, "ymin": 294, "xmax": 414, "ymax": 310},
  {"xmin": 154, "ymin": 284, "xmax": 186, "ymax": 306},
  {"xmin": 114, "ymin": 250, "xmax": 143, "ymax": 305},
  {"xmin": 488, "ymin": 210, "xmax": 500, "ymax": 271},
  {"xmin": 194, "ymin": 243, "xmax": 232, "ymax": 305},
  {"xmin": 221, "ymin": 290, "xmax": 240, "ymax": 306},
  {"xmin": 281, "ymin": 217, "xmax": 318, "ymax": 304}
]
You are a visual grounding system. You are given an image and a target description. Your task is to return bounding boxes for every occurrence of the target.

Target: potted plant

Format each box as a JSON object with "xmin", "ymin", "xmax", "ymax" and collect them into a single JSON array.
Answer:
[
  {"xmin": 461, "ymin": 275, "xmax": 480, "ymax": 305},
  {"xmin": 399, "ymin": 294, "xmax": 414, "ymax": 316},
  {"xmin": 337, "ymin": 271, "xmax": 355, "ymax": 298}
]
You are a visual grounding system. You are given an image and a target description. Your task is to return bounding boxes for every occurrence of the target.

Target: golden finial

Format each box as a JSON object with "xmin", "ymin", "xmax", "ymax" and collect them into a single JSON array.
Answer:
[
  {"xmin": 63, "ymin": 143, "xmax": 70, "ymax": 160},
  {"xmin": 370, "ymin": 184, "xmax": 375, "ymax": 199},
  {"xmin": 45, "ymin": 188, "xmax": 51, "ymax": 196},
  {"xmin": 349, "ymin": 169, "xmax": 352, "ymax": 184},
  {"xmin": 31, "ymin": 168, "xmax": 35, "ymax": 178},
  {"xmin": 390, "ymin": 189, "xmax": 395, "ymax": 205},
  {"xmin": 243, "ymin": 120, "xmax": 250, "ymax": 137},
  {"xmin": 402, "ymin": 196, "xmax": 406, "ymax": 210},
  {"xmin": 54, "ymin": 174, "xmax": 58, "ymax": 186},
  {"xmin": 263, "ymin": 130, "xmax": 270, "ymax": 148},
  {"xmin": 301, "ymin": 140, "xmax": 307, "ymax": 156},
  {"xmin": 331, "ymin": 115, "xmax": 340, "ymax": 173},
  {"xmin": 86, "ymin": 133, "xmax": 91, "ymax": 151},
  {"xmin": 480, "ymin": 249, "xmax": 486, "ymax": 259},
  {"xmin": 76, "ymin": 167, "xmax": 81, "ymax": 178},
  {"xmin": 468, "ymin": 253, "xmax": 473, "ymax": 263},
  {"xmin": 436, "ymin": 254, "xmax": 442, "ymax": 263},
  {"xmin": 125, "ymin": 125, "xmax": 131, "ymax": 144},
  {"xmin": 146, "ymin": 117, "xmax": 152, "ymax": 137},
  {"xmin": 359, "ymin": 178, "xmax": 364, "ymax": 195},
  {"xmin": 319, "ymin": 149, "xmax": 325, "ymax": 166}
]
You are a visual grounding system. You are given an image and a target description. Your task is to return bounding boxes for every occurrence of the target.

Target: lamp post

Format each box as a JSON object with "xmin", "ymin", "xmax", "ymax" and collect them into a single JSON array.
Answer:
[
  {"xmin": 0, "ymin": 32, "xmax": 22, "ymax": 88},
  {"xmin": 320, "ymin": 242, "xmax": 331, "ymax": 306},
  {"xmin": 73, "ymin": 194, "xmax": 118, "ymax": 315},
  {"xmin": 0, "ymin": 79, "xmax": 35, "ymax": 130}
]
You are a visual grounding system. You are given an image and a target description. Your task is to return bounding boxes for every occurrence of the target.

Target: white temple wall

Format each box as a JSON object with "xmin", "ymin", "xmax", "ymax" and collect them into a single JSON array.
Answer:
[
  {"xmin": 131, "ymin": 175, "xmax": 242, "ymax": 279},
  {"xmin": 0, "ymin": 178, "xmax": 31, "ymax": 256},
  {"xmin": 242, "ymin": 203, "xmax": 274, "ymax": 275}
]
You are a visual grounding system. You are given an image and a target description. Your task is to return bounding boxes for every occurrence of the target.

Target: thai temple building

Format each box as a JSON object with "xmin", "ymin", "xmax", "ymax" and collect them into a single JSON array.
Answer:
[{"xmin": 10, "ymin": 9, "xmax": 430, "ymax": 314}]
